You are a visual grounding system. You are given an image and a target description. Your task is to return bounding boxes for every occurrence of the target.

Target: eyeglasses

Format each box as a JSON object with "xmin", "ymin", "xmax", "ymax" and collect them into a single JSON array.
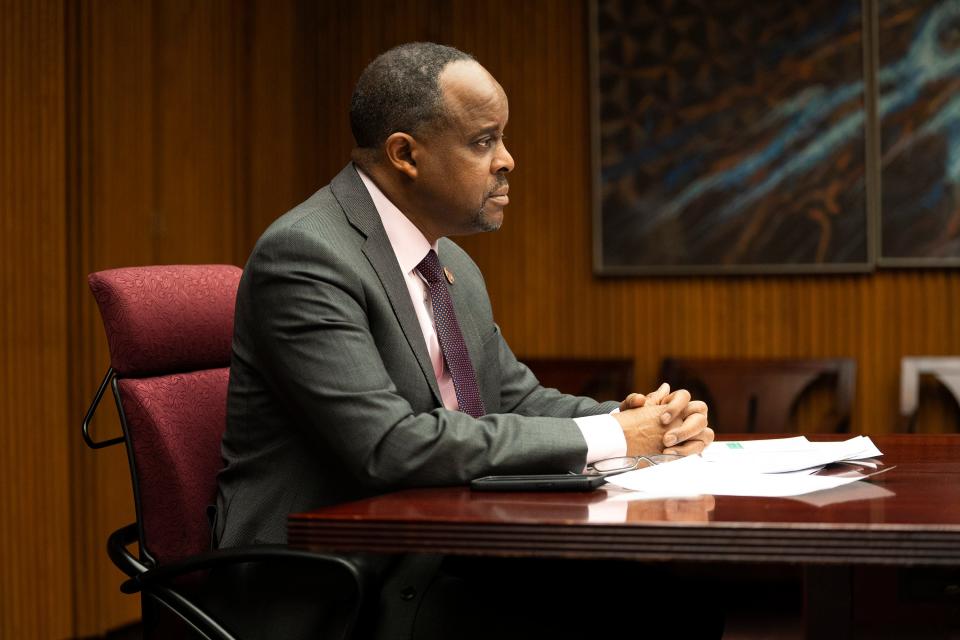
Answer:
[{"xmin": 583, "ymin": 454, "xmax": 683, "ymax": 477}]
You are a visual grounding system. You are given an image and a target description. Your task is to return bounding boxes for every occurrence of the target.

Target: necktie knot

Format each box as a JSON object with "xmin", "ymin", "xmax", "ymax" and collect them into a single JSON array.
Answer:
[{"xmin": 416, "ymin": 250, "xmax": 444, "ymax": 284}]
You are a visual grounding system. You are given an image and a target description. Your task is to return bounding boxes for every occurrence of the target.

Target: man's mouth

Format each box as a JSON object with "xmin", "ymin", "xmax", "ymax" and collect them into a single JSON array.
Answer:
[{"xmin": 487, "ymin": 185, "xmax": 509, "ymax": 205}]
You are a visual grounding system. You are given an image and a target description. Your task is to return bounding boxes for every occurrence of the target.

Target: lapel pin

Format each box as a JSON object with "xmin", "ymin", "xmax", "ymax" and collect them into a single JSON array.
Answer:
[{"xmin": 443, "ymin": 266, "xmax": 455, "ymax": 285}]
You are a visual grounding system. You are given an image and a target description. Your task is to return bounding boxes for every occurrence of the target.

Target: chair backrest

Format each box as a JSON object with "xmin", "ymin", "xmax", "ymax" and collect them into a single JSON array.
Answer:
[
  {"xmin": 89, "ymin": 264, "xmax": 241, "ymax": 565},
  {"xmin": 900, "ymin": 356, "xmax": 960, "ymax": 433},
  {"xmin": 522, "ymin": 358, "xmax": 634, "ymax": 402},
  {"xmin": 660, "ymin": 358, "xmax": 856, "ymax": 434}
]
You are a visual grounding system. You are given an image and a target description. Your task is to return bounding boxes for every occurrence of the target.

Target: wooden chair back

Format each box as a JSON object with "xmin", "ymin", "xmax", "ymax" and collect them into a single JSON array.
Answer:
[
  {"xmin": 660, "ymin": 358, "xmax": 856, "ymax": 434},
  {"xmin": 523, "ymin": 358, "xmax": 634, "ymax": 403},
  {"xmin": 899, "ymin": 357, "xmax": 960, "ymax": 433}
]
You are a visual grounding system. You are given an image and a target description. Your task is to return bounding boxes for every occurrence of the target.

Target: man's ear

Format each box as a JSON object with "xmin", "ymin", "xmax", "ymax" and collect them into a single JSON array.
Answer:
[{"xmin": 384, "ymin": 133, "xmax": 418, "ymax": 179}]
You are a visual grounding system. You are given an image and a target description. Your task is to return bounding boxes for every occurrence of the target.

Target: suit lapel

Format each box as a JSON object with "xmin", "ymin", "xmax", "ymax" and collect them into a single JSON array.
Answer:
[
  {"xmin": 439, "ymin": 240, "xmax": 485, "ymax": 392},
  {"xmin": 330, "ymin": 164, "xmax": 443, "ymax": 406}
]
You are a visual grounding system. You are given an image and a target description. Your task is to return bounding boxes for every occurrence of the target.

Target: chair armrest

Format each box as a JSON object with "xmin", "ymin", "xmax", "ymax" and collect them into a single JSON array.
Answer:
[
  {"xmin": 109, "ymin": 523, "xmax": 370, "ymax": 640},
  {"xmin": 108, "ymin": 523, "xmax": 365, "ymax": 597},
  {"xmin": 108, "ymin": 523, "xmax": 150, "ymax": 579},
  {"xmin": 124, "ymin": 546, "xmax": 364, "ymax": 595}
]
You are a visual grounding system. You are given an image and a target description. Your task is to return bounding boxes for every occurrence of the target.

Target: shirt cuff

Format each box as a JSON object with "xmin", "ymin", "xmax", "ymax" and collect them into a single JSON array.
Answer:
[{"xmin": 573, "ymin": 413, "xmax": 627, "ymax": 465}]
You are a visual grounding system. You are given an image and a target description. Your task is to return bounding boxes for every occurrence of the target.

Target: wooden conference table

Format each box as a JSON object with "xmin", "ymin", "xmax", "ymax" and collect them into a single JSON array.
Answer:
[{"xmin": 289, "ymin": 434, "xmax": 960, "ymax": 636}]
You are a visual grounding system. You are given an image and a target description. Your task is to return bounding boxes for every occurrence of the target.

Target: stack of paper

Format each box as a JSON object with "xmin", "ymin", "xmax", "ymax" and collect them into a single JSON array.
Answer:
[
  {"xmin": 700, "ymin": 435, "xmax": 883, "ymax": 473},
  {"xmin": 604, "ymin": 436, "xmax": 891, "ymax": 499}
]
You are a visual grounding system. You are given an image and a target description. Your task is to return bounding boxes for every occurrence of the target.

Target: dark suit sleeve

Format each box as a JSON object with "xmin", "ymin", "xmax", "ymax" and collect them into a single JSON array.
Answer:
[{"xmin": 239, "ymin": 223, "xmax": 589, "ymax": 489}]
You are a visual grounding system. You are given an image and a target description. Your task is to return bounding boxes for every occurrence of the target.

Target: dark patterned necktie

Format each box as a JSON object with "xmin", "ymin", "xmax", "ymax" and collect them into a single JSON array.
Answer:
[{"xmin": 416, "ymin": 250, "xmax": 486, "ymax": 418}]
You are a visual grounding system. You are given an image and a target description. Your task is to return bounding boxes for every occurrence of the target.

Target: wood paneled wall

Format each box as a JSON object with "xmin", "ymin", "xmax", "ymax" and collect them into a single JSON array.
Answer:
[
  {"xmin": 1, "ymin": 0, "xmax": 958, "ymax": 636},
  {"xmin": 0, "ymin": 1, "xmax": 73, "ymax": 637},
  {"xmin": 67, "ymin": 2, "xmax": 246, "ymax": 633}
]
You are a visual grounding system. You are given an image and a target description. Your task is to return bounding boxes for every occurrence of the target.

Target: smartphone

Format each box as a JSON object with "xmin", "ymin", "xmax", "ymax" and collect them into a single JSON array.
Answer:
[{"xmin": 470, "ymin": 473, "xmax": 607, "ymax": 492}]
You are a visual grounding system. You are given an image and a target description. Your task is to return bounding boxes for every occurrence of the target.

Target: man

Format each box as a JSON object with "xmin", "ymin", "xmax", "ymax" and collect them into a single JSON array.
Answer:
[{"xmin": 214, "ymin": 42, "xmax": 716, "ymax": 638}]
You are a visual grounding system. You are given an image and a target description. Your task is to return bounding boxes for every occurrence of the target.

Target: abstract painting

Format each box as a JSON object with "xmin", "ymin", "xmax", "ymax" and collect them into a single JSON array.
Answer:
[
  {"xmin": 878, "ymin": 0, "xmax": 960, "ymax": 265},
  {"xmin": 591, "ymin": 0, "xmax": 873, "ymax": 274}
]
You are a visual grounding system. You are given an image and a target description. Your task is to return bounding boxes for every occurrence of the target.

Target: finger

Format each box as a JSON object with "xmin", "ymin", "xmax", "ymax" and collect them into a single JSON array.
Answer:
[
  {"xmin": 619, "ymin": 392, "xmax": 647, "ymax": 411},
  {"xmin": 681, "ymin": 400, "xmax": 708, "ymax": 419},
  {"xmin": 663, "ymin": 438, "xmax": 707, "ymax": 456},
  {"xmin": 700, "ymin": 426, "xmax": 715, "ymax": 446},
  {"xmin": 663, "ymin": 427, "xmax": 715, "ymax": 456},
  {"xmin": 645, "ymin": 382, "xmax": 670, "ymax": 405},
  {"xmin": 662, "ymin": 411, "xmax": 707, "ymax": 447},
  {"xmin": 659, "ymin": 388, "xmax": 691, "ymax": 424}
]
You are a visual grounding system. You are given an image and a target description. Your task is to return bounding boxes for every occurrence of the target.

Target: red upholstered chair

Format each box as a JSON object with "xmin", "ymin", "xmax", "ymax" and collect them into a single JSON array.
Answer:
[{"xmin": 83, "ymin": 265, "xmax": 365, "ymax": 640}]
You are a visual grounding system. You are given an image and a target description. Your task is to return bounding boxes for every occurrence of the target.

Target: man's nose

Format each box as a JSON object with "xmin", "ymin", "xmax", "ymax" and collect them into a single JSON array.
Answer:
[{"xmin": 493, "ymin": 142, "xmax": 514, "ymax": 173}]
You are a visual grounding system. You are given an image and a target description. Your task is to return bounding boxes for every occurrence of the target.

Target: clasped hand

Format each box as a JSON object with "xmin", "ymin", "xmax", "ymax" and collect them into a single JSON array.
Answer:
[{"xmin": 614, "ymin": 383, "xmax": 713, "ymax": 456}]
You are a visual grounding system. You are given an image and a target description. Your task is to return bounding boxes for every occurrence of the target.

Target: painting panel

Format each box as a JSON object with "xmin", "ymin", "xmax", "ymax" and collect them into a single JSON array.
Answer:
[
  {"xmin": 592, "ymin": 0, "xmax": 873, "ymax": 274},
  {"xmin": 878, "ymin": 0, "xmax": 960, "ymax": 266}
]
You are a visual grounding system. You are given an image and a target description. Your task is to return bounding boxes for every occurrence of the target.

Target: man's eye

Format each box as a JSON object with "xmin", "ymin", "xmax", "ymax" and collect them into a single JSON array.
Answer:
[{"xmin": 474, "ymin": 133, "xmax": 505, "ymax": 150}]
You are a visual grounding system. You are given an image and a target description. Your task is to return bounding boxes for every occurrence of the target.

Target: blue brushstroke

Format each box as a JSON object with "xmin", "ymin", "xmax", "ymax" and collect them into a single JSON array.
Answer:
[
  {"xmin": 602, "ymin": 3, "xmax": 860, "ymax": 184},
  {"xmin": 920, "ymin": 181, "xmax": 945, "ymax": 211},
  {"xmin": 918, "ymin": 93, "xmax": 960, "ymax": 183},
  {"xmin": 664, "ymin": 157, "xmax": 702, "ymax": 189},
  {"xmin": 606, "ymin": 0, "xmax": 960, "ymax": 235}
]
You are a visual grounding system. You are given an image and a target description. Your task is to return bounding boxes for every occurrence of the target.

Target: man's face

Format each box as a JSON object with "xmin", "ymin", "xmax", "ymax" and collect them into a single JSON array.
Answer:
[{"xmin": 412, "ymin": 61, "xmax": 514, "ymax": 238}]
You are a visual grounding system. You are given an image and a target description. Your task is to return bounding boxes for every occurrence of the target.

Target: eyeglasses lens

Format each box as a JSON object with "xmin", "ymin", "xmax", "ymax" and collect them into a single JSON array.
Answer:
[
  {"xmin": 592, "ymin": 457, "xmax": 642, "ymax": 473},
  {"xmin": 591, "ymin": 454, "xmax": 684, "ymax": 475}
]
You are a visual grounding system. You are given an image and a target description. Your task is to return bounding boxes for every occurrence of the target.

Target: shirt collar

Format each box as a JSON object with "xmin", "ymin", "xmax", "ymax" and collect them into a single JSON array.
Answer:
[{"xmin": 356, "ymin": 166, "xmax": 437, "ymax": 275}]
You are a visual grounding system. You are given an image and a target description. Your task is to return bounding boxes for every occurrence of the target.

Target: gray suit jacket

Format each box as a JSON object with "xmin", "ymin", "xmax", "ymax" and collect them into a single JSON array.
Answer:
[{"xmin": 214, "ymin": 164, "xmax": 618, "ymax": 548}]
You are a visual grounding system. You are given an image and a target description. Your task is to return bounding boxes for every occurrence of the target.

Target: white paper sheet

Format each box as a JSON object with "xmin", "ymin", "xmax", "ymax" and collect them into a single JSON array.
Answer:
[
  {"xmin": 700, "ymin": 436, "xmax": 883, "ymax": 474},
  {"xmin": 702, "ymin": 436, "xmax": 810, "ymax": 456},
  {"xmin": 807, "ymin": 437, "xmax": 883, "ymax": 460},
  {"xmin": 604, "ymin": 452, "xmax": 885, "ymax": 498}
]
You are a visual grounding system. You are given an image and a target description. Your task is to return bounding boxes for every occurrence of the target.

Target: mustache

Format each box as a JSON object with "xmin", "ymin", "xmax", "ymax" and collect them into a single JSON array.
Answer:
[{"xmin": 486, "ymin": 177, "xmax": 509, "ymax": 197}]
